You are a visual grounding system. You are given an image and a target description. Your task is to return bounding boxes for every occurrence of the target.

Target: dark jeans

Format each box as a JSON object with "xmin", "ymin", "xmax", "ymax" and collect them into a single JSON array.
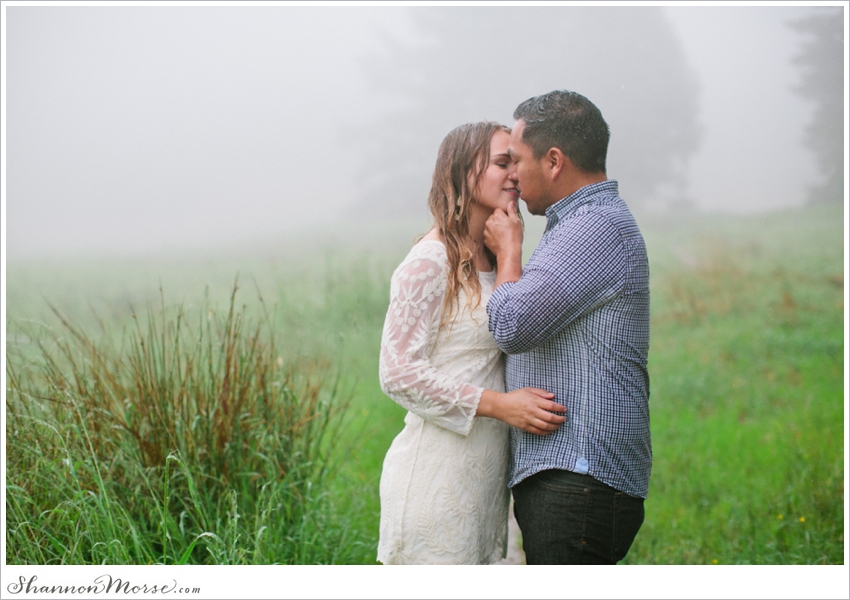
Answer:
[{"xmin": 512, "ymin": 469, "xmax": 645, "ymax": 565}]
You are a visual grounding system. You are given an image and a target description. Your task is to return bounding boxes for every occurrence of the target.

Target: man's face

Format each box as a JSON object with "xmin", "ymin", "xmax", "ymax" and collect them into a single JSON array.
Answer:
[{"xmin": 508, "ymin": 120, "xmax": 549, "ymax": 216}]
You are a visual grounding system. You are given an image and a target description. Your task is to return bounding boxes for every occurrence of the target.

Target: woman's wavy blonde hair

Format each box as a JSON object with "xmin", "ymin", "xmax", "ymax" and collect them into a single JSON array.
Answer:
[{"xmin": 426, "ymin": 121, "xmax": 511, "ymax": 329}]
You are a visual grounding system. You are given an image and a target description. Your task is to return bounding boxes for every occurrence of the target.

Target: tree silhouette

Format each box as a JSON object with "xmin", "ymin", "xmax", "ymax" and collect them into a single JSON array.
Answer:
[
  {"xmin": 789, "ymin": 9, "xmax": 844, "ymax": 204},
  {"xmin": 356, "ymin": 7, "xmax": 701, "ymax": 218}
]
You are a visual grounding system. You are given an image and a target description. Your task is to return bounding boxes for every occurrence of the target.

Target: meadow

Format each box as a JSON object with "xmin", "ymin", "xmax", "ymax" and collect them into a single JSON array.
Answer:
[{"xmin": 4, "ymin": 202, "xmax": 846, "ymax": 565}]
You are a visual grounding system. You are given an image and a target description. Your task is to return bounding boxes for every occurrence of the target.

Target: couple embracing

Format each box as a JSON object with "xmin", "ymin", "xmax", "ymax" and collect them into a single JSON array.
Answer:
[{"xmin": 377, "ymin": 90, "xmax": 651, "ymax": 565}]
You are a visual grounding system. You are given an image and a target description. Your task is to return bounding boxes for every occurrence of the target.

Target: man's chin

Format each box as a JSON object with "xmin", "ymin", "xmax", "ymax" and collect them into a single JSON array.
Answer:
[{"xmin": 521, "ymin": 198, "xmax": 543, "ymax": 216}]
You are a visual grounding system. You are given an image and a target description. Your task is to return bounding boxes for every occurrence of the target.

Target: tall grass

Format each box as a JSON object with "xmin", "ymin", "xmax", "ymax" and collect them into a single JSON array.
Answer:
[
  {"xmin": 623, "ymin": 203, "xmax": 845, "ymax": 564},
  {"xmin": 6, "ymin": 283, "xmax": 359, "ymax": 564},
  {"xmin": 5, "ymin": 204, "xmax": 845, "ymax": 565}
]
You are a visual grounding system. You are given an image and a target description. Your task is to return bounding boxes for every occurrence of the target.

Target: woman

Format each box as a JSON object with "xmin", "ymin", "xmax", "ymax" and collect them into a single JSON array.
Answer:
[{"xmin": 377, "ymin": 122, "xmax": 567, "ymax": 565}]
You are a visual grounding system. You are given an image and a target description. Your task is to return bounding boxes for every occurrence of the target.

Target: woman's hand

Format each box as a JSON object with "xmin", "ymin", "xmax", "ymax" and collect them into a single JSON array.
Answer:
[{"xmin": 477, "ymin": 388, "xmax": 567, "ymax": 435}]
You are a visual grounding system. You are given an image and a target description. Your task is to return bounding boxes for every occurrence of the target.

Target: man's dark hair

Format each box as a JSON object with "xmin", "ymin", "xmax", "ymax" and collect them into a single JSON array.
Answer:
[{"xmin": 513, "ymin": 90, "xmax": 610, "ymax": 174}]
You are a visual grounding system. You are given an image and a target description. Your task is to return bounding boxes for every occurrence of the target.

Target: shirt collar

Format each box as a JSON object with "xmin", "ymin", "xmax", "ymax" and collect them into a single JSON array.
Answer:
[{"xmin": 544, "ymin": 179, "xmax": 619, "ymax": 231}]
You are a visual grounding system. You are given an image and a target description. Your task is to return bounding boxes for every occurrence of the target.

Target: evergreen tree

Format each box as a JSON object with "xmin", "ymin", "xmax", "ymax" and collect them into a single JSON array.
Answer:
[
  {"xmin": 789, "ymin": 9, "xmax": 844, "ymax": 204},
  {"xmin": 357, "ymin": 7, "xmax": 701, "ymax": 216}
]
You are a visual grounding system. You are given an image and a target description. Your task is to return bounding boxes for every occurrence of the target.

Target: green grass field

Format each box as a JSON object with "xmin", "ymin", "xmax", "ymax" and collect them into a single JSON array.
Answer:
[{"xmin": 4, "ymin": 202, "xmax": 846, "ymax": 564}]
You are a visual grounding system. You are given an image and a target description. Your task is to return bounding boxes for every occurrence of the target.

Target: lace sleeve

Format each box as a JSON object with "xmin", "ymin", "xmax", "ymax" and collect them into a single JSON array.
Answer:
[{"xmin": 379, "ymin": 250, "xmax": 483, "ymax": 436}]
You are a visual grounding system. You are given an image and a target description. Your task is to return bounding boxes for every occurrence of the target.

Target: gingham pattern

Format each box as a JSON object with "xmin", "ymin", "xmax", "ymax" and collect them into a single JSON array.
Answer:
[{"xmin": 487, "ymin": 180, "xmax": 652, "ymax": 498}]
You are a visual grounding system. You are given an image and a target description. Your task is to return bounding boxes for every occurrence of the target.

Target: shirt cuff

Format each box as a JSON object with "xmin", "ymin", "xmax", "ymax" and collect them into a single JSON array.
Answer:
[{"xmin": 486, "ymin": 280, "xmax": 517, "ymax": 329}]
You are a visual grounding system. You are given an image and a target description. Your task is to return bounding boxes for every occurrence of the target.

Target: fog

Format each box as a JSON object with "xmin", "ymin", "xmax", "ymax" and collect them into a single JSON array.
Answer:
[
  {"xmin": 665, "ymin": 7, "xmax": 828, "ymax": 213},
  {"xmin": 3, "ymin": 5, "xmax": 843, "ymax": 258}
]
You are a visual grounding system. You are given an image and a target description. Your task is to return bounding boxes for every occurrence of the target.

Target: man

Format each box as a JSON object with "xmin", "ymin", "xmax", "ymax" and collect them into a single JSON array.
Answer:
[{"xmin": 484, "ymin": 90, "xmax": 651, "ymax": 565}]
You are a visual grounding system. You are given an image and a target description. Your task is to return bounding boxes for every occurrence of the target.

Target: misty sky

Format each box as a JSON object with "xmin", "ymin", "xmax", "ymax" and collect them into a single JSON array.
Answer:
[{"xmin": 3, "ymin": 4, "xmax": 841, "ymax": 257}]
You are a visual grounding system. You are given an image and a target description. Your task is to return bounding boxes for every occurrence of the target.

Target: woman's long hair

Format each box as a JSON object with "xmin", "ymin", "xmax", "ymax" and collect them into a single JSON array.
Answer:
[{"xmin": 426, "ymin": 121, "xmax": 510, "ymax": 328}]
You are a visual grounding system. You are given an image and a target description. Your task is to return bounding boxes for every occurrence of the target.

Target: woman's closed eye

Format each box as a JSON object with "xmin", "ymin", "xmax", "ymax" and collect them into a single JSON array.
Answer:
[{"xmin": 491, "ymin": 153, "xmax": 512, "ymax": 169}]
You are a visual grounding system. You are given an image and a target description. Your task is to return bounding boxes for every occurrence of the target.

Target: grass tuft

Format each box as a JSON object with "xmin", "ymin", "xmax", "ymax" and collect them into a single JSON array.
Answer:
[{"xmin": 6, "ymin": 283, "xmax": 354, "ymax": 564}]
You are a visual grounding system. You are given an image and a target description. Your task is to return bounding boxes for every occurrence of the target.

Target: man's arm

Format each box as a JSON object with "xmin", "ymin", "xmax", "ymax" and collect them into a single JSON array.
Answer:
[
  {"xmin": 486, "ymin": 211, "xmax": 627, "ymax": 355},
  {"xmin": 483, "ymin": 201, "xmax": 523, "ymax": 288}
]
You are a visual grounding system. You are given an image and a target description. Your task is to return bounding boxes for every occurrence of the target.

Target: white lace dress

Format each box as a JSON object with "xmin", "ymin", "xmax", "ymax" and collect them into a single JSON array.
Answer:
[{"xmin": 377, "ymin": 239, "xmax": 510, "ymax": 565}]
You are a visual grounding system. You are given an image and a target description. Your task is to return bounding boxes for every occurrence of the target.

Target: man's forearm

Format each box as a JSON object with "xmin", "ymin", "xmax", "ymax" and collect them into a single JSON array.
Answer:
[
  {"xmin": 484, "ymin": 202, "xmax": 524, "ymax": 287},
  {"xmin": 495, "ymin": 248, "xmax": 522, "ymax": 288}
]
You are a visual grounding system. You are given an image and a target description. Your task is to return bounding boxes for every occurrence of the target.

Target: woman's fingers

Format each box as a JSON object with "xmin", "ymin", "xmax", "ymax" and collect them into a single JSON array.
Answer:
[
  {"xmin": 524, "ymin": 423, "xmax": 548, "ymax": 435},
  {"xmin": 527, "ymin": 414, "xmax": 560, "ymax": 431},
  {"xmin": 503, "ymin": 389, "xmax": 568, "ymax": 434},
  {"xmin": 526, "ymin": 390, "xmax": 567, "ymax": 411},
  {"xmin": 525, "ymin": 387, "xmax": 555, "ymax": 398},
  {"xmin": 528, "ymin": 422, "xmax": 557, "ymax": 435},
  {"xmin": 527, "ymin": 403, "xmax": 565, "ymax": 432},
  {"xmin": 539, "ymin": 411, "xmax": 566, "ymax": 424},
  {"xmin": 524, "ymin": 391, "xmax": 567, "ymax": 414},
  {"xmin": 544, "ymin": 401, "xmax": 567, "ymax": 413}
]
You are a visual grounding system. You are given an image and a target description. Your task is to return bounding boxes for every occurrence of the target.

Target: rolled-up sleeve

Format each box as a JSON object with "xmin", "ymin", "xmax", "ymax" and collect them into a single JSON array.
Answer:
[{"xmin": 487, "ymin": 212, "xmax": 627, "ymax": 354}]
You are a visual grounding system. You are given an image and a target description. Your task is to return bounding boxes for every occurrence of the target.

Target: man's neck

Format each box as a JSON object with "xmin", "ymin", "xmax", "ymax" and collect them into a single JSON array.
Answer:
[{"xmin": 551, "ymin": 171, "xmax": 608, "ymax": 206}]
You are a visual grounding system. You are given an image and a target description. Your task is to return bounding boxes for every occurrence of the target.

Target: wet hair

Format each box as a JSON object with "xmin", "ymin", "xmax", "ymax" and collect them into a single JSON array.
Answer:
[
  {"xmin": 513, "ymin": 90, "xmax": 609, "ymax": 174},
  {"xmin": 427, "ymin": 121, "xmax": 510, "ymax": 328}
]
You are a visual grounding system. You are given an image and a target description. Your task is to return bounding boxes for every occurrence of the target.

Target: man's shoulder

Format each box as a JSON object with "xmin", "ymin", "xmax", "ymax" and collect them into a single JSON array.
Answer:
[
  {"xmin": 550, "ymin": 199, "xmax": 627, "ymax": 237},
  {"xmin": 555, "ymin": 196, "xmax": 642, "ymax": 240}
]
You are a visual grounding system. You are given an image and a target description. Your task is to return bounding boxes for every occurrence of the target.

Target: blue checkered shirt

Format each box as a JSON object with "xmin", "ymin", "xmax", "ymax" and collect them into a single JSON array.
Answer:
[{"xmin": 487, "ymin": 180, "xmax": 651, "ymax": 498}]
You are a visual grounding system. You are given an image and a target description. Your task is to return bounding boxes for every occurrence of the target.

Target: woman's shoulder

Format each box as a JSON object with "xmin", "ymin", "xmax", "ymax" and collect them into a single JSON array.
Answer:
[
  {"xmin": 391, "ymin": 239, "xmax": 448, "ymax": 286},
  {"xmin": 399, "ymin": 238, "xmax": 447, "ymax": 269}
]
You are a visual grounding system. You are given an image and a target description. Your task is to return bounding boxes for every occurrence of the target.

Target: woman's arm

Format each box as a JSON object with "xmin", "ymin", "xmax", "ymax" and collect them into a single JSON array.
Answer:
[
  {"xmin": 379, "ymin": 248, "xmax": 566, "ymax": 436},
  {"xmin": 379, "ymin": 253, "xmax": 486, "ymax": 436}
]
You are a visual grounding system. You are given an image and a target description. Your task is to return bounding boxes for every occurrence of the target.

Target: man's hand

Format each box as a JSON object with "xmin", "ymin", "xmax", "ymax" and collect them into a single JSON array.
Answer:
[
  {"xmin": 484, "ymin": 201, "xmax": 523, "ymax": 286},
  {"xmin": 484, "ymin": 200, "xmax": 523, "ymax": 257}
]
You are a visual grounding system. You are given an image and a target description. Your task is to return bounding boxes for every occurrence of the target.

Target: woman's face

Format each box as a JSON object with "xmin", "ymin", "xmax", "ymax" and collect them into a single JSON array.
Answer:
[{"xmin": 473, "ymin": 130, "xmax": 520, "ymax": 213}]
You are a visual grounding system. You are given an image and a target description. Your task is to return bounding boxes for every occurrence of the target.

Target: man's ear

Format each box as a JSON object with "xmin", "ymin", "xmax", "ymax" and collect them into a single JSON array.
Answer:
[{"xmin": 546, "ymin": 147, "xmax": 568, "ymax": 181}]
